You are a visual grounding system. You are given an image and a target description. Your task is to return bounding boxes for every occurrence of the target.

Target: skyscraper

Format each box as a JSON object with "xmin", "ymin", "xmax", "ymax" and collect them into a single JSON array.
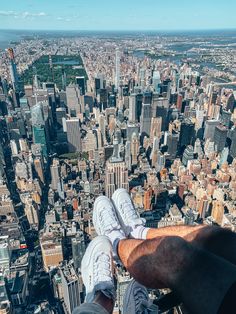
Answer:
[
  {"xmin": 31, "ymin": 102, "xmax": 45, "ymax": 126},
  {"xmin": 126, "ymin": 123, "xmax": 139, "ymax": 142},
  {"xmin": 214, "ymin": 124, "xmax": 228, "ymax": 153},
  {"xmin": 125, "ymin": 141, "xmax": 131, "ymax": 171},
  {"xmin": 66, "ymin": 119, "xmax": 81, "ymax": 153},
  {"xmin": 136, "ymin": 93, "xmax": 143, "ymax": 122},
  {"xmin": 105, "ymin": 160, "xmax": 129, "ymax": 198},
  {"xmin": 115, "ymin": 48, "xmax": 120, "ymax": 90},
  {"xmin": 182, "ymin": 145, "xmax": 194, "ymax": 167},
  {"xmin": 34, "ymin": 157, "xmax": 45, "ymax": 184},
  {"xmin": 7, "ymin": 48, "xmax": 18, "ymax": 91},
  {"xmin": 98, "ymin": 88, "xmax": 108, "ymax": 109},
  {"xmin": 94, "ymin": 73, "xmax": 104, "ymax": 95},
  {"xmin": 116, "ymin": 270, "xmax": 132, "ymax": 314},
  {"xmin": 105, "ymin": 137, "xmax": 129, "ymax": 197},
  {"xmin": 156, "ymin": 105, "xmax": 168, "ymax": 131},
  {"xmin": 33, "ymin": 126, "xmax": 48, "ymax": 157},
  {"xmin": 24, "ymin": 199, "xmax": 39, "ymax": 228},
  {"xmin": 50, "ymin": 158, "xmax": 61, "ymax": 191},
  {"xmin": 143, "ymin": 91, "xmax": 152, "ymax": 105},
  {"xmin": 176, "ymin": 94, "xmax": 183, "ymax": 111},
  {"xmin": 221, "ymin": 110, "xmax": 231, "ymax": 128},
  {"xmin": 179, "ymin": 120, "xmax": 195, "ymax": 149},
  {"xmin": 76, "ymin": 76, "xmax": 86, "ymax": 96},
  {"xmin": 226, "ymin": 93, "xmax": 235, "ymax": 112},
  {"xmin": 152, "ymin": 70, "xmax": 161, "ymax": 92},
  {"xmin": 98, "ymin": 114, "xmax": 106, "ymax": 145},
  {"xmin": 129, "ymin": 94, "xmax": 137, "ymax": 123},
  {"xmin": 150, "ymin": 117, "xmax": 162, "ymax": 142},
  {"xmin": 166, "ymin": 132, "xmax": 179, "ymax": 159},
  {"xmin": 0, "ymin": 237, "xmax": 10, "ymax": 274},
  {"xmin": 60, "ymin": 263, "xmax": 81, "ymax": 314},
  {"xmin": 131, "ymin": 133, "xmax": 139, "ymax": 166},
  {"xmin": 66, "ymin": 85, "xmax": 81, "ymax": 115},
  {"xmin": 194, "ymin": 138, "xmax": 203, "ymax": 157},
  {"xmin": 229, "ymin": 127, "xmax": 236, "ymax": 157},
  {"xmin": 72, "ymin": 232, "xmax": 86, "ymax": 270},
  {"xmin": 140, "ymin": 103, "xmax": 151, "ymax": 137},
  {"xmin": 204, "ymin": 120, "xmax": 220, "ymax": 141},
  {"xmin": 41, "ymin": 236, "xmax": 63, "ymax": 272},
  {"xmin": 220, "ymin": 147, "xmax": 229, "ymax": 167}
]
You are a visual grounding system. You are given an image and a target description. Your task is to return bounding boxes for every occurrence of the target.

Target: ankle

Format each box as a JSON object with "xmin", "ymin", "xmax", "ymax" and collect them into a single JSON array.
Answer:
[
  {"xmin": 108, "ymin": 230, "xmax": 126, "ymax": 244},
  {"xmin": 130, "ymin": 225, "xmax": 150, "ymax": 239},
  {"xmin": 94, "ymin": 291, "xmax": 114, "ymax": 314}
]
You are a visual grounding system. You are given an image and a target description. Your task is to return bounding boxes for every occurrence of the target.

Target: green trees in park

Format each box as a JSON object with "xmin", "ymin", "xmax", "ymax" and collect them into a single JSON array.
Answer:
[{"xmin": 21, "ymin": 55, "xmax": 87, "ymax": 90}]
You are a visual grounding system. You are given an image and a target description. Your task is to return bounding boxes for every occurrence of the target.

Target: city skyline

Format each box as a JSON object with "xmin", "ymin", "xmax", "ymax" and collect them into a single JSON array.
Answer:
[
  {"xmin": 0, "ymin": 1, "xmax": 236, "ymax": 312},
  {"xmin": 0, "ymin": 0, "xmax": 236, "ymax": 31}
]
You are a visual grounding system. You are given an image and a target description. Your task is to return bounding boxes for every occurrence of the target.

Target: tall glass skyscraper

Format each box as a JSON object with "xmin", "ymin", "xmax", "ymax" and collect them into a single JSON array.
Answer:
[{"xmin": 33, "ymin": 126, "xmax": 48, "ymax": 157}]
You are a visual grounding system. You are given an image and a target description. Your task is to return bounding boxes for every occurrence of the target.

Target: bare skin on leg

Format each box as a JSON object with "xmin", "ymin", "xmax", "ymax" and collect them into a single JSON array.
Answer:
[
  {"xmin": 147, "ymin": 225, "xmax": 236, "ymax": 265},
  {"xmin": 118, "ymin": 236, "xmax": 236, "ymax": 314}
]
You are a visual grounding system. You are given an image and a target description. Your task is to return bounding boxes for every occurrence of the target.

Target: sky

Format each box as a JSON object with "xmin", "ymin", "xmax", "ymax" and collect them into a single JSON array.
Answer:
[{"xmin": 0, "ymin": 0, "xmax": 236, "ymax": 31}]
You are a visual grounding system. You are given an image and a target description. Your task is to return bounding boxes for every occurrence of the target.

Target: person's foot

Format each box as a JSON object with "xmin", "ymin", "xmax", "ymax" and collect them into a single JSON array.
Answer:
[
  {"xmin": 123, "ymin": 279, "xmax": 157, "ymax": 314},
  {"xmin": 93, "ymin": 196, "xmax": 126, "ymax": 260},
  {"xmin": 112, "ymin": 188, "xmax": 149, "ymax": 239},
  {"xmin": 81, "ymin": 236, "xmax": 115, "ymax": 303}
]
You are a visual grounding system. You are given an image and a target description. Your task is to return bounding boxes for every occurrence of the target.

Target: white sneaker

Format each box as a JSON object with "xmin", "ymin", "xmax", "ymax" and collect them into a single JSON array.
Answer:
[
  {"xmin": 93, "ymin": 196, "xmax": 123, "ymax": 236},
  {"xmin": 112, "ymin": 189, "xmax": 146, "ymax": 237},
  {"xmin": 93, "ymin": 196, "xmax": 126, "ymax": 261},
  {"xmin": 123, "ymin": 280, "xmax": 158, "ymax": 314},
  {"xmin": 81, "ymin": 236, "xmax": 115, "ymax": 303}
]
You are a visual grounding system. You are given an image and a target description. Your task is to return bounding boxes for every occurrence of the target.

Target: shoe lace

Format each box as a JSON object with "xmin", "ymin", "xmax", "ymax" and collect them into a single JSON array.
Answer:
[
  {"xmin": 99, "ymin": 206, "xmax": 121, "ymax": 232},
  {"xmin": 94, "ymin": 252, "xmax": 113, "ymax": 284},
  {"xmin": 122, "ymin": 200, "xmax": 142, "ymax": 223}
]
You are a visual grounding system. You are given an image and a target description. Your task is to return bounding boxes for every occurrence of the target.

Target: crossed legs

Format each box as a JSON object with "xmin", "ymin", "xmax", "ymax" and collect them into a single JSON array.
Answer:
[
  {"xmin": 79, "ymin": 189, "xmax": 236, "ymax": 314},
  {"xmin": 118, "ymin": 226, "xmax": 236, "ymax": 314}
]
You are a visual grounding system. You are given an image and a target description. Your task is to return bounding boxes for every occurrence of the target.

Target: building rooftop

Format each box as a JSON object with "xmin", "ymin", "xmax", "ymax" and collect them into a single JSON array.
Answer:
[{"xmin": 60, "ymin": 263, "xmax": 78, "ymax": 283}]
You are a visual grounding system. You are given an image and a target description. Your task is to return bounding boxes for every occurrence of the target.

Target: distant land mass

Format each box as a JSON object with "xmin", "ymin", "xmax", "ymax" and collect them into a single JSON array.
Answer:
[{"xmin": 0, "ymin": 28, "xmax": 236, "ymax": 49}]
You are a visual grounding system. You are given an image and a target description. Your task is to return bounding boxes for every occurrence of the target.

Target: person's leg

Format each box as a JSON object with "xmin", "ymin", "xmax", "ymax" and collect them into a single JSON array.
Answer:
[
  {"xmin": 146, "ymin": 224, "xmax": 205, "ymax": 239},
  {"xmin": 112, "ymin": 189, "xmax": 205, "ymax": 241},
  {"xmin": 75, "ymin": 236, "xmax": 115, "ymax": 314},
  {"xmin": 93, "ymin": 292, "xmax": 114, "ymax": 314},
  {"xmin": 112, "ymin": 188, "xmax": 236, "ymax": 266},
  {"xmin": 118, "ymin": 236, "xmax": 236, "ymax": 314},
  {"xmin": 148, "ymin": 225, "xmax": 236, "ymax": 266},
  {"xmin": 123, "ymin": 279, "xmax": 158, "ymax": 314},
  {"xmin": 92, "ymin": 193, "xmax": 236, "ymax": 313},
  {"xmin": 73, "ymin": 299, "xmax": 111, "ymax": 314},
  {"xmin": 92, "ymin": 197, "xmax": 159, "ymax": 313}
]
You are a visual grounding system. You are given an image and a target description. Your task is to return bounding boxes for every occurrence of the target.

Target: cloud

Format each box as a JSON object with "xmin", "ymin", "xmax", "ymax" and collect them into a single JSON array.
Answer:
[
  {"xmin": 0, "ymin": 11, "xmax": 16, "ymax": 16},
  {"xmin": 22, "ymin": 11, "xmax": 47, "ymax": 18},
  {"xmin": 56, "ymin": 16, "xmax": 72, "ymax": 22},
  {"xmin": 0, "ymin": 10, "xmax": 47, "ymax": 19}
]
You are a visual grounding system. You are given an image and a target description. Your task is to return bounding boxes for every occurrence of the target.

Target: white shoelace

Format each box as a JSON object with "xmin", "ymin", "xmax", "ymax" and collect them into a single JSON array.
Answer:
[
  {"xmin": 121, "ymin": 200, "xmax": 144, "ymax": 226},
  {"xmin": 94, "ymin": 252, "xmax": 113, "ymax": 285},
  {"xmin": 99, "ymin": 206, "xmax": 122, "ymax": 233}
]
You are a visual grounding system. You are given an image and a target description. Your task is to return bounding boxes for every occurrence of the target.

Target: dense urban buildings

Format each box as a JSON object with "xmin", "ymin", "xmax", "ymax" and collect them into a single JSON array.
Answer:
[{"xmin": 0, "ymin": 27, "xmax": 236, "ymax": 313}]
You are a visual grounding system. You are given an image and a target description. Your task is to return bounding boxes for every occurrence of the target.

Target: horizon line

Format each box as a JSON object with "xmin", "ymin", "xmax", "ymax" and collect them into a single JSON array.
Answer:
[{"xmin": 1, "ymin": 27, "xmax": 236, "ymax": 32}]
